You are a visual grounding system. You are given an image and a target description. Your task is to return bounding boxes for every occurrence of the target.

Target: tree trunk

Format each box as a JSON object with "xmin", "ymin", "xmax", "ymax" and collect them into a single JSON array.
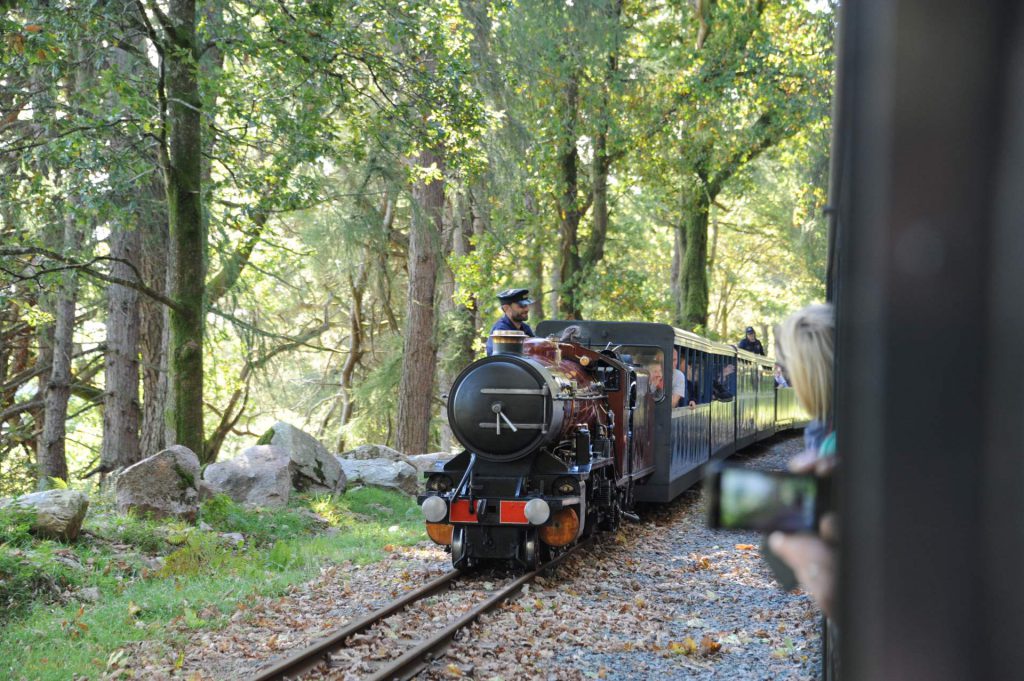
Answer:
[
  {"xmin": 557, "ymin": 72, "xmax": 584, "ymax": 320},
  {"xmin": 587, "ymin": 128, "xmax": 610, "ymax": 269},
  {"xmin": 38, "ymin": 213, "xmax": 77, "ymax": 487},
  {"xmin": 523, "ymin": 192, "xmax": 545, "ymax": 323},
  {"xmin": 548, "ymin": 244, "xmax": 561, "ymax": 321},
  {"xmin": 708, "ymin": 206, "xmax": 719, "ymax": 276},
  {"xmin": 335, "ymin": 263, "xmax": 367, "ymax": 452},
  {"xmin": 101, "ymin": 27, "xmax": 144, "ymax": 471},
  {"xmin": 139, "ymin": 179, "xmax": 170, "ymax": 458},
  {"xmin": 37, "ymin": 39, "xmax": 94, "ymax": 487},
  {"xmin": 436, "ymin": 197, "xmax": 458, "ymax": 454},
  {"xmin": 671, "ymin": 218, "xmax": 687, "ymax": 327},
  {"xmin": 682, "ymin": 188, "xmax": 711, "ymax": 330},
  {"xmin": 165, "ymin": 0, "xmax": 206, "ymax": 459},
  {"xmin": 100, "ymin": 222, "xmax": 142, "ymax": 471},
  {"xmin": 395, "ymin": 148, "xmax": 444, "ymax": 455},
  {"xmin": 469, "ymin": 186, "xmax": 487, "ymax": 335}
]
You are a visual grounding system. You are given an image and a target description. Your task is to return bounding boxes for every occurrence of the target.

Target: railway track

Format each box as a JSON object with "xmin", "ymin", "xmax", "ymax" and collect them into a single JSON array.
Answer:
[{"xmin": 249, "ymin": 539, "xmax": 593, "ymax": 681}]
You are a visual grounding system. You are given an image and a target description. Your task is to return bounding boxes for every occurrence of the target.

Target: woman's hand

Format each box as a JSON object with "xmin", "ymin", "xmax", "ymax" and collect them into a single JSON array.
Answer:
[
  {"xmin": 768, "ymin": 449, "xmax": 839, "ymax": 618},
  {"xmin": 769, "ymin": 513, "xmax": 837, "ymax": 618}
]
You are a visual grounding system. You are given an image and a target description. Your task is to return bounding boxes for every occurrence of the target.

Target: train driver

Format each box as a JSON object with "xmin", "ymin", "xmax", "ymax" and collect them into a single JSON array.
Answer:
[{"xmin": 486, "ymin": 288, "xmax": 536, "ymax": 355}]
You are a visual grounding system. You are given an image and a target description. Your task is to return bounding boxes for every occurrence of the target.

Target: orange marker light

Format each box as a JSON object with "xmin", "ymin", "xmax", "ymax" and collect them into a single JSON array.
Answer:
[
  {"xmin": 539, "ymin": 507, "xmax": 580, "ymax": 547},
  {"xmin": 426, "ymin": 523, "xmax": 454, "ymax": 545}
]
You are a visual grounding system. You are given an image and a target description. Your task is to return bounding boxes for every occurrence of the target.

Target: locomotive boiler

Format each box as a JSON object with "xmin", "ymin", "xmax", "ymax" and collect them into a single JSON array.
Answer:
[{"xmin": 418, "ymin": 329, "xmax": 652, "ymax": 569}]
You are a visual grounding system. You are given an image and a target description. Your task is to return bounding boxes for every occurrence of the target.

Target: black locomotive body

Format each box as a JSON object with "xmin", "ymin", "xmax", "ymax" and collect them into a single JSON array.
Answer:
[{"xmin": 418, "ymin": 321, "xmax": 808, "ymax": 569}]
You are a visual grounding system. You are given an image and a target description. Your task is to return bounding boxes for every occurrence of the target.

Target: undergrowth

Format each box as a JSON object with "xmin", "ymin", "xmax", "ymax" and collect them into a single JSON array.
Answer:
[{"xmin": 0, "ymin": 487, "xmax": 427, "ymax": 681}]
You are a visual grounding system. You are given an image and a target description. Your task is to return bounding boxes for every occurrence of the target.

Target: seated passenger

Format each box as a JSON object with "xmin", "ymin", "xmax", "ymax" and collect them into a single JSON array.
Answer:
[
  {"xmin": 774, "ymin": 363, "xmax": 789, "ymax": 388},
  {"xmin": 672, "ymin": 349, "xmax": 696, "ymax": 408},
  {"xmin": 712, "ymin": 363, "xmax": 735, "ymax": 400},
  {"xmin": 648, "ymin": 362, "xmax": 665, "ymax": 399}
]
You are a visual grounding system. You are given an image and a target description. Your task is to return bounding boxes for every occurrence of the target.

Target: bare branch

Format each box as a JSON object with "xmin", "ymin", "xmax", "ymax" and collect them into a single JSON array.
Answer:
[{"xmin": 0, "ymin": 247, "xmax": 184, "ymax": 312}]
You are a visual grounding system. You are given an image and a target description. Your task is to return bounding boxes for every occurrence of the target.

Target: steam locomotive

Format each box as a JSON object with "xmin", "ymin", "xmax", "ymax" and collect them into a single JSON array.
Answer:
[{"xmin": 418, "ymin": 320, "xmax": 807, "ymax": 569}]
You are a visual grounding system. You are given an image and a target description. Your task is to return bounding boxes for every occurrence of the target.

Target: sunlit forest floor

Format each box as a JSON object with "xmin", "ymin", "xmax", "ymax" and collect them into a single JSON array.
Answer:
[{"xmin": 0, "ymin": 488, "xmax": 424, "ymax": 680}]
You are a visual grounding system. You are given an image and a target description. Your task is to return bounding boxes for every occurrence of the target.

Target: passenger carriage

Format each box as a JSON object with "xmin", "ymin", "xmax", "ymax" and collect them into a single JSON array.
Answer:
[{"xmin": 535, "ymin": 321, "xmax": 808, "ymax": 504}]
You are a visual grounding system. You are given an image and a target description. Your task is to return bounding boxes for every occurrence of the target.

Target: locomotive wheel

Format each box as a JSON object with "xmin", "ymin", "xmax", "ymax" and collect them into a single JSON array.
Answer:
[
  {"xmin": 520, "ymin": 531, "xmax": 539, "ymax": 570},
  {"xmin": 451, "ymin": 526, "xmax": 469, "ymax": 569}
]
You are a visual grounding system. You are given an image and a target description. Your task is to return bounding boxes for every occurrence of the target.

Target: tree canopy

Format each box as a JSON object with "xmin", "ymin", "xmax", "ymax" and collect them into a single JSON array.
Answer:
[{"xmin": 0, "ymin": 0, "xmax": 836, "ymax": 494}]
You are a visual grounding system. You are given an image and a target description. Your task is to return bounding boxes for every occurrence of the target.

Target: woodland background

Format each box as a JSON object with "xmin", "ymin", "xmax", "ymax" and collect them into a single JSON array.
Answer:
[{"xmin": 0, "ymin": 0, "xmax": 835, "ymax": 496}]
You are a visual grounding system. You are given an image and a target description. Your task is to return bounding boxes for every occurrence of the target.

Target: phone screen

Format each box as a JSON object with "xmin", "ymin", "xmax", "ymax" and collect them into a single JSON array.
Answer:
[{"xmin": 708, "ymin": 466, "xmax": 818, "ymax": 532}]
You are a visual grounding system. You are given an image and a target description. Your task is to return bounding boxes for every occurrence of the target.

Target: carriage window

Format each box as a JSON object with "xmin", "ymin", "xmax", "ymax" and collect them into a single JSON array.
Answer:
[
  {"xmin": 620, "ymin": 346, "xmax": 665, "ymax": 402},
  {"xmin": 673, "ymin": 346, "xmax": 705, "ymax": 406},
  {"xmin": 713, "ymin": 355, "xmax": 737, "ymax": 401}
]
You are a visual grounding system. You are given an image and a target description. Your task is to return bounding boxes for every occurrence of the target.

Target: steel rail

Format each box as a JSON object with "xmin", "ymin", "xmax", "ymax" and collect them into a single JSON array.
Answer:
[
  {"xmin": 248, "ymin": 538, "xmax": 592, "ymax": 681},
  {"xmin": 363, "ymin": 538, "xmax": 594, "ymax": 681},
  {"xmin": 249, "ymin": 569, "xmax": 461, "ymax": 681}
]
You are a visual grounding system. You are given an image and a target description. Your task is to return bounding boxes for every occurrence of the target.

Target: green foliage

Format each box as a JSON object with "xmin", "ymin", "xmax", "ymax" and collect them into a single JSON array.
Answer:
[
  {"xmin": 255, "ymin": 428, "xmax": 275, "ymax": 446},
  {"xmin": 0, "ymin": 505, "xmax": 36, "ymax": 547},
  {"xmin": 199, "ymin": 494, "xmax": 316, "ymax": 547},
  {"xmin": 159, "ymin": 534, "xmax": 247, "ymax": 578},
  {"xmin": 108, "ymin": 516, "xmax": 174, "ymax": 555},
  {"xmin": 1, "ymin": 0, "xmax": 834, "ymax": 478},
  {"xmin": 0, "ymin": 548, "xmax": 67, "ymax": 617},
  {"xmin": 0, "ymin": 487, "xmax": 427, "ymax": 678}
]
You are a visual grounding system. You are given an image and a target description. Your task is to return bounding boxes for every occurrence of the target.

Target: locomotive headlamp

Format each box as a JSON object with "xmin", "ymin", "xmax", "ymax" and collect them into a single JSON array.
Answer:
[
  {"xmin": 421, "ymin": 495, "xmax": 448, "ymax": 523},
  {"xmin": 524, "ymin": 498, "xmax": 551, "ymax": 525}
]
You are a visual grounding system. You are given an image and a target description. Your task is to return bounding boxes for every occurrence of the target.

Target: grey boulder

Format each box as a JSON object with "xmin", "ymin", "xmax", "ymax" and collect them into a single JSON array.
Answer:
[
  {"xmin": 335, "ymin": 457, "xmax": 420, "ymax": 496},
  {"xmin": 264, "ymin": 422, "xmax": 346, "ymax": 494},
  {"xmin": 203, "ymin": 445, "xmax": 292, "ymax": 507},
  {"xmin": 339, "ymin": 443, "xmax": 408, "ymax": 463},
  {"xmin": 3, "ymin": 489, "xmax": 90, "ymax": 541},
  {"xmin": 406, "ymin": 452, "xmax": 458, "ymax": 474},
  {"xmin": 116, "ymin": 445, "xmax": 200, "ymax": 521}
]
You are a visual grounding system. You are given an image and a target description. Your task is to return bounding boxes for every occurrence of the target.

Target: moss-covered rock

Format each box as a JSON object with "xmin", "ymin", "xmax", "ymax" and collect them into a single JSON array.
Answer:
[
  {"xmin": 2, "ymin": 489, "xmax": 90, "ymax": 541},
  {"xmin": 115, "ymin": 446, "xmax": 200, "ymax": 522}
]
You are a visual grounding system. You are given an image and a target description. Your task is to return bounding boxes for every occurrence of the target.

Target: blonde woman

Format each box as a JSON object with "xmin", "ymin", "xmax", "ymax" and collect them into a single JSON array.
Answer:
[
  {"xmin": 774, "ymin": 303, "xmax": 836, "ymax": 456},
  {"xmin": 769, "ymin": 303, "xmax": 837, "ymax": 617}
]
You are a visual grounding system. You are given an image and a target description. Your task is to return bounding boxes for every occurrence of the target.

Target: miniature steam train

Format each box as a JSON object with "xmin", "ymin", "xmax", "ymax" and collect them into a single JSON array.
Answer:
[{"xmin": 418, "ymin": 321, "xmax": 808, "ymax": 569}]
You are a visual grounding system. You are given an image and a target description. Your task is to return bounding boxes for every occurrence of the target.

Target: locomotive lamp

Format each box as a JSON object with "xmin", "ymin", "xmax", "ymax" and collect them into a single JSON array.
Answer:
[
  {"xmin": 421, "ymin": 495, "xmax": 448, "ymax": 523},
  {"xmin": 524, "ymin": 498, "xmax": 551, "ymax": 525}
]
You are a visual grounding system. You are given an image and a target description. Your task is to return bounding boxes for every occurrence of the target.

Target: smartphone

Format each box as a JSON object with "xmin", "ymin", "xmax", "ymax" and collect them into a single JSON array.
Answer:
[{"xmin": 705, "ymin": 463, "xmax": 827, "ymax": 533}]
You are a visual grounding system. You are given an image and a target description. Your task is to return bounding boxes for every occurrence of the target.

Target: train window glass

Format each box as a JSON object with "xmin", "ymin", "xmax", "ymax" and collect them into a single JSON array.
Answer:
[
  {"xmin": 714, "ymin": 355, "xmax": 737, "ymax": 400},
  {"xmin": 674, "ymin": 346, "xmax": 689, "ymax": 406},
  {"xmin": 622, "ymin": 346, "xmax": 665, "ymax": 402},
  {"xmin": 688, "ymin": 348, "xmax": 698, "ymax": 403},
  {"xmin": 691, "ymin": 349, "xmax": 706, "ymax": 403}
]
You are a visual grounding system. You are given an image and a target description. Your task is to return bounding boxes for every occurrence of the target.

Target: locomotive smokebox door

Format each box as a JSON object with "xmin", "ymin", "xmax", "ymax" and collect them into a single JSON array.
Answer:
[{"xmin": 448, "ymin": 355, "xmax": 564, "ymax": 461}]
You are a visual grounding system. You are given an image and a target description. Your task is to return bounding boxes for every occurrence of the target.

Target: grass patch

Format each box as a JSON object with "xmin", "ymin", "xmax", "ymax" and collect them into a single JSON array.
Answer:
[
  {"xmin": 199, "ymin": 493, "xmax": 317, "ymax": 546},
  {"xmin": 0, "ymin": 487, "xmax": 429, "ymax": 681}
]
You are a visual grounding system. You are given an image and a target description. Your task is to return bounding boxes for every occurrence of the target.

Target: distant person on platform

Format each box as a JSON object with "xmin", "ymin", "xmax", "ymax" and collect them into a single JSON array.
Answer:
[
  {"xmin": 486, "ymin": 288, "xmax": 536, "ymax": 355},
  {"xmin": 738, "ymin": 326, "xmax": 766, "ymax": 356}
]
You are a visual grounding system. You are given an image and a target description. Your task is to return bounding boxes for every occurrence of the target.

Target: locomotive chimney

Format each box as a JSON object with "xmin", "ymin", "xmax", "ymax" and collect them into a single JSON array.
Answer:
[{"xmin": 489, "ymin": 330, "xmax": 527, "ymax": 355}]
